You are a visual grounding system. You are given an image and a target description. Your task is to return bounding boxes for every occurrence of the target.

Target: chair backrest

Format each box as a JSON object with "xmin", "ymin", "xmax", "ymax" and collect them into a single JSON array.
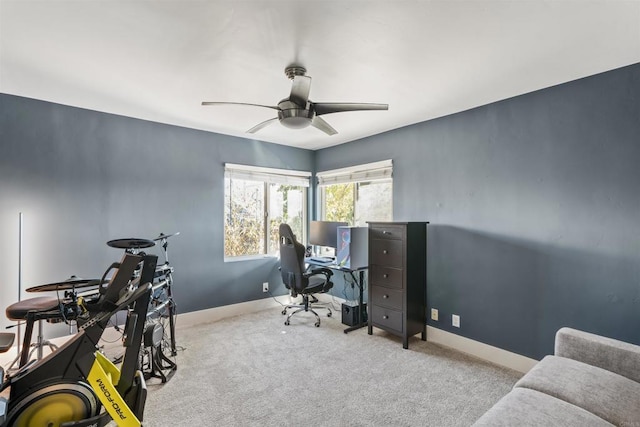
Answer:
[{"xmin": 279, "ymin": 223, "xmax": 307, "ymax": 292}]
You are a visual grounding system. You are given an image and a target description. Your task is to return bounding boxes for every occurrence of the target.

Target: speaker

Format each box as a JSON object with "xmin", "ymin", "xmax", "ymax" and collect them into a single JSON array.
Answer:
[
  {"xmin": 341, "ymin": 302, "xmax": 367, "ymax": 326},
  {"xmin": 336, "ymin": 226, "xmax": 368, "ymax": 270}
]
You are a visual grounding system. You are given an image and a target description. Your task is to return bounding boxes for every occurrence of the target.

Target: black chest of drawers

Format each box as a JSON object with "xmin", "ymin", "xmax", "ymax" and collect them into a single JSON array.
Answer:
[{"xmin": 367, "ymin": 222, "xmax": 428, "ymax": 349}]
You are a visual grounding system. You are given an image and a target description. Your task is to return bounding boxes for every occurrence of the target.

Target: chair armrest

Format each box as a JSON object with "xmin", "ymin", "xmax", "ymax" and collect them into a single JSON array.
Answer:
[
  {"xmin": 555, "ymin": 327, "xmax": 640, "ymax": 383},
  {"xmin": 308, "ymin": 267, "xmax": 333, "ymax": 278}
]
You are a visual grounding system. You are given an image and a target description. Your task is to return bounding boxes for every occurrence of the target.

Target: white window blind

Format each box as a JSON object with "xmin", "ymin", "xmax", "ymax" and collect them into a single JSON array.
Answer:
[
  {"xmin": 225, "ymin": 163, "xmax": 311, "ymax": 187},
  {"xmin": 316, "ymin": 159, "xmax": 393, "ymax": 186}
]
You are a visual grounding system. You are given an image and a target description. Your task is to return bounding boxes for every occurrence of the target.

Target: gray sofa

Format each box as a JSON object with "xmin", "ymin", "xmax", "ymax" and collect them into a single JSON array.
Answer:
[{"xmin": 474, "ymin": 327, "xmax": 640, "ymax": 426}]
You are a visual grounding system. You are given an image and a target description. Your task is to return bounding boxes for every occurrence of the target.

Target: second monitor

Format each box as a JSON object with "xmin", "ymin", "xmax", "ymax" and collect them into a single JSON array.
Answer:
[{"xmin": 309, "ymin": 220, "xmax": 348, "ymax": 252}]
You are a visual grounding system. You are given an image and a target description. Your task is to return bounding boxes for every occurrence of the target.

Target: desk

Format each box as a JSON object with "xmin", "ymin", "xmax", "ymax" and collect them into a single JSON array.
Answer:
[{"xmin": 305, "ymin": 259, "xmax": 367, "ymax": 333}]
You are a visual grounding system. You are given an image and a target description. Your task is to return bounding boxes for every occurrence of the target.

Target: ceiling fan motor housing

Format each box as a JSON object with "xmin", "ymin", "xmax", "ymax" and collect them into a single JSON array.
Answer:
[
  {"xmin": 277, "ymin": 98, "xmax": 313, "ymax": 129},
  {"xmin": 278, "ymin": 107, "xmax": 313, "ymax": 129}
]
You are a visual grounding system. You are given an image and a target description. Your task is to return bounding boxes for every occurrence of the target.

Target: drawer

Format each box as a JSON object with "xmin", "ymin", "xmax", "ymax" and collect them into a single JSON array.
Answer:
[
  {"xmin": 371, "ymin": 286, "xmax": 403, "ymax": 310},
  {"xmin": 369, "ymin": 225, "xmax": 404, "ymax": 241},
  {"xmin": 369, "ymin": 265, "xmax": 403, "ymax": 289},
  {"xmin": 370, "ymin": 239, "xmax": 403, "ymax": 268},
  {"xmin": 371, "ymin": 305, "xmax": 403, "ymax": 333}
]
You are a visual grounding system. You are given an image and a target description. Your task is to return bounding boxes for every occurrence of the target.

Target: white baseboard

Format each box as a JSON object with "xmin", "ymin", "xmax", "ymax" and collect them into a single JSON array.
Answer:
[
  {"xmin": 175, "ymin": 295, "xmax": 292, "ymax": 329},
  {"xmin": 426, "ymin": 326, "xmax": 537, "ymax": 373}
]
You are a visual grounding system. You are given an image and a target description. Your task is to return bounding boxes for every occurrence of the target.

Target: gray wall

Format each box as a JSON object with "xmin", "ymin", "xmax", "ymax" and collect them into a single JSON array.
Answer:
[
  {"xmin": 0, "ymin": 94, "xmax": 314, "ymax": 331},
  {"xmin": 2, "ymin": 63, "xmax": 639, "ymax": 359},
  {"xmin": 316, "ymin": 63, "xmax": 640, "ymax": 359}
]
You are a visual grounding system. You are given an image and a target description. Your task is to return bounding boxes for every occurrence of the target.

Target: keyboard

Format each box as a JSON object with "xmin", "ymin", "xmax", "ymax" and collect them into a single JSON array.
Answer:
[{"xmin": 307, "ymin": 256, "xmax": 334, "ymax": 264}]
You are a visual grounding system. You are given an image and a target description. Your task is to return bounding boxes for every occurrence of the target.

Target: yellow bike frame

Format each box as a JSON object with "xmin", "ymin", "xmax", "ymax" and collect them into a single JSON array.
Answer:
[{"xmin": 87, "ymin": 352, "xmax": 140, "ymax": 427}]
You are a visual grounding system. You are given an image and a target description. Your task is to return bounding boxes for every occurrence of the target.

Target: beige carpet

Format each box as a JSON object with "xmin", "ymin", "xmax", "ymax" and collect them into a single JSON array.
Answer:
[{"xmin": 142, "ymin": 307, "xmax": 521, "ymax": 426}]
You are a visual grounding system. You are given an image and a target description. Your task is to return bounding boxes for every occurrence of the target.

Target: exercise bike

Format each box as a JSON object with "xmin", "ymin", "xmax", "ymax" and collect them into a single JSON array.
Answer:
[{"xmin": 0, "ymin": 252, "xmax": 157, "ymax": 427}]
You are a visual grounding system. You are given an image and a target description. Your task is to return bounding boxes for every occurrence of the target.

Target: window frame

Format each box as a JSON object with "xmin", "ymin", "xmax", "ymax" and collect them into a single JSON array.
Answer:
[
  {"xmin": 224, "ymin": 163, "xmax": 310, "ymax": 261},
  {"xmin": 316, "ymin": 160, "xmax": 393, "ymax": 226}
]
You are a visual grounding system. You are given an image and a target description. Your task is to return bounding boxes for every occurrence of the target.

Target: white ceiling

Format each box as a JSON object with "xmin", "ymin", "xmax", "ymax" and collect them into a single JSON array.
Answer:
[{"xmin": 1, "ymin": 1, "xmax": 639, "ymax": 150}]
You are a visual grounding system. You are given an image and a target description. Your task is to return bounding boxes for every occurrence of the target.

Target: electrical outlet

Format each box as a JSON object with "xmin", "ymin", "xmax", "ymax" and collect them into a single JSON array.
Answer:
[
  {"xmin": 431, "ymin": 308, "xmax": 439, "ymax": 321},
  {"xmin": 262, "ymin": 282, "xmax": 269, "ymax": 292},
  {"xmin": 452, "ymin": 314, "xmax": 460, "ymax": 328}
]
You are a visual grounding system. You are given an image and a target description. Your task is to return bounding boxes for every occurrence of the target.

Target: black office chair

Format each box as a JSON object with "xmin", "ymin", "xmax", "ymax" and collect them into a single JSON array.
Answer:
[{"xmin": 279, "ymin": 223, "xmax": 334, "ymax": 327}]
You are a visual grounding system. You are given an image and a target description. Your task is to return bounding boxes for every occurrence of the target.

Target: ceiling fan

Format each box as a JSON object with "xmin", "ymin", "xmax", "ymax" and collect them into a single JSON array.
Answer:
[{"xmin": 202, "ymin": 66, "xmax": 388, "ymax": 136}]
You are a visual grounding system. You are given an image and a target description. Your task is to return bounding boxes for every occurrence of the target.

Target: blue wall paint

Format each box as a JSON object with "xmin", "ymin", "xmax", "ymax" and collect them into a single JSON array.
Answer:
[
  {"xmin": 0, "ymin": 94, "xmax": 313, "ymax": 331},
  {"xmin": 316, "ymin": 63, "xmax": 640, "ymax": 359},
  {"xmin": 2, "ymin": 63, "xmax": 639, "ymax": 359}
]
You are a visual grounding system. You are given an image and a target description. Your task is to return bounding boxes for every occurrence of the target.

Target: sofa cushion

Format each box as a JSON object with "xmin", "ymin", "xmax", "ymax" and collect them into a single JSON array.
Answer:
[
  {"xmin": 515, "ymin": 355, "xmax": 640, "ymax": 426},
  {"xmin": 555, "ymin": 327, "xmax": 640, "ymax": 383},
  {"xmin": 473, "ymin": 388, "xmax": 613, "ymax": 426}
]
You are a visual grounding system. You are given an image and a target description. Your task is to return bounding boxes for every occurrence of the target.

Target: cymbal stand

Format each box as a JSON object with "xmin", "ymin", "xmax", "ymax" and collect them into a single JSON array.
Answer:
[
  {"xmin": 153, "ymin": 232, "xmax": 178, "ymax": 356},
  {"xmin": 134, "ymin": 232, "xmax": 180, "ymax": 382},
  {"xmin": 158, "ymin": 235, "xmax": 177, "ymax": 356},
  {"xmin": 63, "ymin": 289, "xmax": 82, "ymax": 334}
]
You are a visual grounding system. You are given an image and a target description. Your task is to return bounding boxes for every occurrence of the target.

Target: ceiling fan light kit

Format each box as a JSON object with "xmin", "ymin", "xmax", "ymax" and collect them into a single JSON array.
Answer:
[
  {"xmin": 202, "ymin": 65, "xmax": 388, "ymax": 136},
  {"xmin": 278, "ymin": 107, "xmax": 313, "ymax": 129}
]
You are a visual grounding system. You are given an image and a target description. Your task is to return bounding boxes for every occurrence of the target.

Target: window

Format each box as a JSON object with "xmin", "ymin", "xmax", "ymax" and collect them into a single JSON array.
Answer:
[
  {"xmin": 224, "ymin": 164, "xmax": 309, "ymax": 258},
  {"xmin": 317, "ymin": 160, "xmax": 393, "ymax": 226}
]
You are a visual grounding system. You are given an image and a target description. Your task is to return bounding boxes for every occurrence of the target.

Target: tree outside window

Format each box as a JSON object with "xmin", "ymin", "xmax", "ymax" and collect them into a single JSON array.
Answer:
[
  {"xmin": 224, "ymin": 179, "xmax": 264, "ymax": 257},
  {"xmin": 225, "ymin": 177, "xmax": 307, "ymax": 258},
  {"xmin": 267, "ymin": 184, "xmax": 304, "ymax": 254},
  {"xmin": 321, "ymin": 180, "xmax": 392, "ymax": 225},
  {"xmin": 317, "ymin": 160, "xmax": 393, "ymax": 226},
  {"xmin": 324, "ymin": 183, "xmax": 354, "ymax": 223}
]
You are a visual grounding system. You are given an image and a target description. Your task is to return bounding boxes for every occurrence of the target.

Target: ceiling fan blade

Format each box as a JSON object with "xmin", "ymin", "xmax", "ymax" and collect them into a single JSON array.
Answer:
[
  {"xmin": 201, "ymin": 101, "xmax": 280, "ymax": 111},
  {"xmin": 289, "ymin": 76, "xmax": 311, "ymax": 108},
  {"xmin": 311, "ymin": 116, "xmax": 338, "ymax": 136},
  {"xmin": 312, "ymin": 102, "xmax": 389, "ymax": 116},
  {"xmin": 247, "ymin": 117, "xmax": 278, "ymax": 134}
]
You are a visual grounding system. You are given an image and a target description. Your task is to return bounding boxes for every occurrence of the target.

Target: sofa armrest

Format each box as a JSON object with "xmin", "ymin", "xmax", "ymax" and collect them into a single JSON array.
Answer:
[{"xmin": 555, "ymin": 327, "xmax": 640, "ymax": 383}]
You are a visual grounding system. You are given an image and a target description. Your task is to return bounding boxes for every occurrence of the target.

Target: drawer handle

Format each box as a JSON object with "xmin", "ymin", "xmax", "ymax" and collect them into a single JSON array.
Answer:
[
  {"xmin": 382, "ymin": 294, "xmax": 388, "ymax": 299},
  {"xmin": 383, "ymin": 315, "xmax": 389, "ymax": 320},
  {"xmin": 383, "ymin": 250, "xmax": 388, "ymax": 254},
  {"xmin": 382, "ymin": 230, "xmax": 390, "ymax": 235},
  {"xmin": 383, "ymin": 273, "xmax": 388, "ymax": 278}
]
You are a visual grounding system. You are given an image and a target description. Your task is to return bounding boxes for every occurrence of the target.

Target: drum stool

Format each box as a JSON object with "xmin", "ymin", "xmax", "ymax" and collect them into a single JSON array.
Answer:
[{"xmin": 5, "ymin": 296, "xmax": 61, "ymax": 369}]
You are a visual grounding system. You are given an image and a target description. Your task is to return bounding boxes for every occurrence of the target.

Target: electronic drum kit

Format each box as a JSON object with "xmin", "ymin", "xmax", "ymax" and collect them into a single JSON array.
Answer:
[
  {"xmin": 3, "ymin": 232, "xmax": 180, "ymax": 383},
  {"xmin": 107, "ymin": 232, "xmax": 179, "ymax": 383}
]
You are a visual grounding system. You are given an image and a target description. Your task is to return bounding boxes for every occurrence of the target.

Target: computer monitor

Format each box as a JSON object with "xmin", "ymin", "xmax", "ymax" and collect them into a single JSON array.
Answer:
[{"xmin": 309, "ymin": 221, "xmax": 348, "ymax": 249}]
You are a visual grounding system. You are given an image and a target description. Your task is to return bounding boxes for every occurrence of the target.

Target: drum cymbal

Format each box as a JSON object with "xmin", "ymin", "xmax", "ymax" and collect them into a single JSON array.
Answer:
[
  {"xmin": 27, "ymin": 276, "xmax": 108, "ymax": 293},
  {"xmin": 153, "ymin": 232, "xmax": 180, "ymax": 241},
  {"xmin": 107, "ymin": 238, "xmax": 155, "ymax": 249}
]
